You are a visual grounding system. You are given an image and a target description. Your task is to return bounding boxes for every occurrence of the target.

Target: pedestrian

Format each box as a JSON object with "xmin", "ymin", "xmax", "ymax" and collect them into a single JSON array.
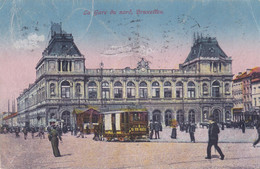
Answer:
[
  {"xmin": 189, "ymin": 123, "xmax": 196, "ymax": 143},
  {"xmin": 154, "ymin": 121, "xmax": 160, "ymax": 139},
  {"xmin": 185, "ymin": 122, "xmax": 190, "ymax": 133},
  {"xmin": 253, "ymin": 120, "xmax": 260, "ymax": 148},
  {"xmin": 149, "ymin": 120, "xmax": 154, "ymax": 139},
  {"xmin": 205, "ymin": 115, "xmax": 225, "ymax": 160},
  {"xmin": 221, "ymin": 122, "xmax": 224, "ymax": 130},
  {"xmin": 48, "ymin": 123, "xmax": 62, "ymax": 157},
  {"xmin": 15, "ymin": 127, "xmax": 20, "ymax": 138},
  {"xmin": 70, "ymin": 126, "xmax": 73, "ymax": 135},
  {"xmin": 31, "ymin": 126, "xmax": 35, "ymax": 139},
  {"xmin": 23, "ymin": 127, "xmax": 28, "ymax": 140},
  {"xmin": 171, "ymin": 119, "xmax": 178, "ymax": 139},
  {"xmin": 39, "ymin": 125, "xmax": 45, "ymax": 139},
  {"xmin": 241, "ymin": 120, "xmax": 246, "ymax": 133}
]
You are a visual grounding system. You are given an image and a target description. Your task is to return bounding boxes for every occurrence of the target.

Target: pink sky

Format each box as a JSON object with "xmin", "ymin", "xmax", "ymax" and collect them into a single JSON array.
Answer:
[{"xmin": 0, "ymin": 39, "xmax": 259, "ymax": 114}]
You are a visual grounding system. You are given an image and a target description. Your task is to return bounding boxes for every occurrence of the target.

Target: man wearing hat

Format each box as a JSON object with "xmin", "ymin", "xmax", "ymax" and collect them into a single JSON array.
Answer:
[{"xmin": 205, "ymin": 115, "xmax": 225, "ymax": 160}]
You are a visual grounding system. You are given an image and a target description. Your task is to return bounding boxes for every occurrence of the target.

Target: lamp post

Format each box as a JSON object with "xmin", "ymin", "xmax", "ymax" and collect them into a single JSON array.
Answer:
[{"xmin": 100, "ymin": 62, "xmax": 104, "ymax": 109}]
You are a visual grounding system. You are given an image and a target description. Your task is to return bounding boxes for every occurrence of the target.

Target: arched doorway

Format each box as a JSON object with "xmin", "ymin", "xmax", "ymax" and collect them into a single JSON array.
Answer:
[
  {"xmin": 177, "ymin": 110, "xmax": 184, "ymax": 124},
  {"xmin": 188, "ymin": 110, "xmax": 195, "ymax": 123},
  {"xmin": 212, "ymin": 109, "xmax": 221, "ymax": 123},
  {"xmin": 152, "ymin": 110, "xmax": 161, "ymax": 123},
  {"xmin": 61, "ymin": 111, "xmax": 71, "ymax": 127},
  {"xmin": 165, "ymin": 110, "xmax": 172, "ymax": 126}
]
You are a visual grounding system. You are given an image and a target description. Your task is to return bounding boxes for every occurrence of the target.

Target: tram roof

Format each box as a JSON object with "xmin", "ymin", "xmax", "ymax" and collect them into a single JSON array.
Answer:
[{"xmin": 101, "ymin": 109, "xmax": 148, "ymax": 115}]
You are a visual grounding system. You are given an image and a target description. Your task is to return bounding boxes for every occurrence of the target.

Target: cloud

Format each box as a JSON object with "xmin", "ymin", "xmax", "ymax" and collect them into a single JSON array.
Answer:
[{"xmin": 13, "ymin": 33, "xmax": 45, "ymax": 50}]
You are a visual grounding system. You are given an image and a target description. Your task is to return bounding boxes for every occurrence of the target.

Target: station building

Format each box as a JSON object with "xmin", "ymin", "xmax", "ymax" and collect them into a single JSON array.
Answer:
[{"xmin": 17, "ymin": 23, "xmax": 234, "ymax": 127}]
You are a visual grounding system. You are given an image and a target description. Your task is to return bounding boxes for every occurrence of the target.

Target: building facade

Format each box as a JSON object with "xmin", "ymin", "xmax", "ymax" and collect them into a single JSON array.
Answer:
[
  {"xmin": 232, "ymin": 67, "xmax": 260, "ymax": 122},
  {"xmin": 17, "ymin": 24, "xmax": 234, "ymax": 127}
]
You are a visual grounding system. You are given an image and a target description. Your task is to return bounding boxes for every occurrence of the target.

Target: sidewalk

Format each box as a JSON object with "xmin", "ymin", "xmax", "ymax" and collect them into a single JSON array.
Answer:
[{"xmin": 150, "ymin": 127, "xmax": 259, "ymax": 143}]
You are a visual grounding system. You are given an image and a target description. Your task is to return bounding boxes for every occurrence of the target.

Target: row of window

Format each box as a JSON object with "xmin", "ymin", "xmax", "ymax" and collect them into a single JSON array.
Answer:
[{"xmin": 54, "ymin": 80, "xmax": 230, "ymax": 99}]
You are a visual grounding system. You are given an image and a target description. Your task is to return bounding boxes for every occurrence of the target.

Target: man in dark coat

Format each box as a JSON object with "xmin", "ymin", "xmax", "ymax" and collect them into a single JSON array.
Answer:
[
  {"xmin": 189, "ymin": 123, "xmax": 196, "ymax": 143},
  {"xmin": 205, "ymin": 116, "xmax": 225, "ymax": 160},
  {"xmin": 48, "ymin": 124, "xmax": 62, "ymax": 157},
  {"xmin": 241, "ymin": 120, "xmax": 246, "ymax": 133},
  {"xmin": 31, "ymin": 126, "xmax": 35, "ymax": 139},
  {"xmin": 253, "ymin": 120, "xmax": 260, "ymax": 147},
  {"xmin": 23, "ymin": 127, "xmax": 28, "ymax": 140},
  {"xmin": 154, "ymin": 121, "xmax": 160, "ymax": 139}
]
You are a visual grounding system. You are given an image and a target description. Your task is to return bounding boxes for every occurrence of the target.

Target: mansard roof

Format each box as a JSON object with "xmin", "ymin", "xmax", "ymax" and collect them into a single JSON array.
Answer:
[
  {"xmin": 184, "ymin": 35, "xmax": 228, "ymax": 63},
  {"xmin": 42, "ymin": 23, "xmax": 82, "ymax": 56}
]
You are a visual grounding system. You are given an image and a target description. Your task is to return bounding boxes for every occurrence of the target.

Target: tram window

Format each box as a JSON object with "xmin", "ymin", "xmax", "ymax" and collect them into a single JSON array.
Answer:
[
  {"xmin": 92, "ymin": 114, "xmax": 98, "ymax": 123},
  {"xmin": 133, "ymin": 112, "xmax": 141, "ymax": 121},
  {"xmin": 126, "ymin": 113, "xmax": 129, "ymax": 123},
  {"xmin": 83, "ymin": 117, "xmax": 90, "ymax": 123},
  {"xmin": 121, "ymin": 113, "xmax": 125, "ymax": 123}
]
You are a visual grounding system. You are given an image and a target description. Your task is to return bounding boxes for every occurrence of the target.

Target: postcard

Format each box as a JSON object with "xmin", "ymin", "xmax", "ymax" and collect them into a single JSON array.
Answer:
[{"xmin": 0, "ymin": 0, "xmax": 260, "ymax": 168}]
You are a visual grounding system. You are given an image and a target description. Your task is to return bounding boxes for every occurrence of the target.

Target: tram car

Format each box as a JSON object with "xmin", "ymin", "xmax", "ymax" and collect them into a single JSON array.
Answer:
[{"xmin": 100, "ymin": 109, "xmax": 149, "ymax": 141}]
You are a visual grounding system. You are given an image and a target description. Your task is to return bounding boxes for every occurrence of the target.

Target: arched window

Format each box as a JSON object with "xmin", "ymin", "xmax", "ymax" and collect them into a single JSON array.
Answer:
[
  {"xmin": 152, "ymin": 81, "xmax": 160, "ymax": 98},
  {"xmin": 188, "ymin": 110, "xmax": 195, "ymax": 123},
  {"xmin": 187, "ymin": 81, "xmax": 195, "ymax": 98},
  {"xmin": 152, "ymin": 110, "xmax": 161, "ymax": 122},
  {"xmin": 176, "ymin": 82, "xmax": 183, "ymax": 98},
  {"xmin": 202, "ymin": 83, "xmax": 208, "ymax": 96},
  {"xmin": 50, "ymin": 83, "xmax": 55, "ymax": 96},
  {"xmin": 102, "ymin": 81, "xmax": 110, "ymax": 99},
  {"xmin": 75, "ymin": 83, "xmax": 81, "ymax": 97},
  {"xmin": 165, "ymin": 110, "xmax": 172, "ymax": 126},
  {"xmin": 139, "ymin": 81, "xmax": 148, "ymax": 98},
  {"xmin": 61, "ymin": 111, "xmax": 71, "ymax": 127},
  {"xmin": 164, "ymin": 81, "xmax": 172, "ymax": 98},
  {"xmin": 212, "ymin": 81, "xmax": 220, "ymax": 97},
  {"xmin": 127, "ymin": 81, "xmax": 136, "ymax": 98},
  {"xmin": 176, "ymin": 110, "xmax": 184, "ymax": 124},
  {"xmin": 225, "ymin": 111, "xmax": 231, "ymax": 122},
  {"xmin": 61, "ymin": 81, "xmax": 70, "ymax": 98},
  {"xmin": 114, "ymin": 81, "xmax": 123, "ymax": 99},
  {"xmin": 88, "ymin": 81, "xmax": 97, "ymax": 99},
  {"xmin": 213, "ymin": 109, "xmax": 221, "ymax": 123}
]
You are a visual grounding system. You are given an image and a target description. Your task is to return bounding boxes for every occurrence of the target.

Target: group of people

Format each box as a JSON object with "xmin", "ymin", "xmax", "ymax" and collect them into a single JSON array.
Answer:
[{"xmin": 149, "ymin": 120, "xmax": 162, "ymax": 139}]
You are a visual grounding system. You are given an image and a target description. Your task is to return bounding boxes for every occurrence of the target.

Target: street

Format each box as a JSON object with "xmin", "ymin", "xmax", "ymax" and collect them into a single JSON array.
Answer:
[{"xmin": 1, "ymin": 128, "xmax": 260, "ymax": 169}]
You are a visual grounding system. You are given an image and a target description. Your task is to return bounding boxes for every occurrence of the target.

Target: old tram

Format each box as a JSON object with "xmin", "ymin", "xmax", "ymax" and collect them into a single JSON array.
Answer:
[{"xmin": 100, "ymin": 109, "xmax": 149, "ymax": 141}]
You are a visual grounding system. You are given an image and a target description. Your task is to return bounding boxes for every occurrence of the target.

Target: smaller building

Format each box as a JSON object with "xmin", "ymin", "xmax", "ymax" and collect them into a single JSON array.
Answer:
[
  {"xmin": 232, "ymin": 67, "xmax": 260, "ymax": 122},
  {"xmin": 251, "ymin": 67, "xmax": 260, "ymax": 120},
  {"xmin": 2, "ymin": 112, "xmax": 18, "ymax": 127}
]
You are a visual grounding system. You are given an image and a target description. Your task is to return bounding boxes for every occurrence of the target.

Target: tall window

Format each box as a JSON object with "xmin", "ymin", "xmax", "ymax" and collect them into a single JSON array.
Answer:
[
  {"xmin": 152, "ymin": 81, "xmax": 160, "ymax": 98},
  {"xmin": 202, "ymin": 83, "xmax": 208, "ymax": 96},
  {"xmin": 61, "ymin": 81, "xmax": 70, "ymax": 98},
  {"xmin": 75, "ymin": 83, "xmax": 81, "ymax": 97},
  {"xmin": 212, "ymin": 81, "xmax": 220, "ymax": 97},
  {"xmin": 88, "ymin": 81, "xmax": 97, "ymax": 99},
  {"xmin": 176, "ymin": 82, "xmax": 183, "ymax": 98},
  {"xmin": 225, "ymin": 83, "xmax": 230, "ymax": 94},
  {"xmin": 187, "ymin": 81, "xmax": 195, "ymax": 98},
  {"xmin": 188, "ymin": 110, "xmax": 195, "ymax": 123},
  {"xmin": 127, "ymin": 81, "xmax": 136, "ymax": 98},
  {"xmin": 164, "ymin": 81, "xmax": 172, "ymax": 98},
  {"xmin": 102, "ymin": 81, "xmax": 110, "ymax": 99},
  {"xmin": 114, "ymin": 81, "xmax": 123, "ymax": 99},
  {"xmin": 177, "ymin": 110, "xmax": 184, "ymax": 124},
  {"xmin": 50, "ymin": 83, "xmax": 55, "ymax": 96},
  {"xmin": 139, "ymin": 81, "xmax": 148, "ymax": 98}
]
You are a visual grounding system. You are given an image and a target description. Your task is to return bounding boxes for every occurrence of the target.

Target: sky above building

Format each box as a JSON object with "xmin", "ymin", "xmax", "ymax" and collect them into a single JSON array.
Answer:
[{"xmin": 0, "ymin": 0, "xmax": 260, "ymax": 113}]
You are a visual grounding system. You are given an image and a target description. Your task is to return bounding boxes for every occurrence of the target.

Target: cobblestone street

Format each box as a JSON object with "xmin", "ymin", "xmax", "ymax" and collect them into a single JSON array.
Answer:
[{"xmin": 1, "ymin": 128, "xmax": 260, "ymax": 169}]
